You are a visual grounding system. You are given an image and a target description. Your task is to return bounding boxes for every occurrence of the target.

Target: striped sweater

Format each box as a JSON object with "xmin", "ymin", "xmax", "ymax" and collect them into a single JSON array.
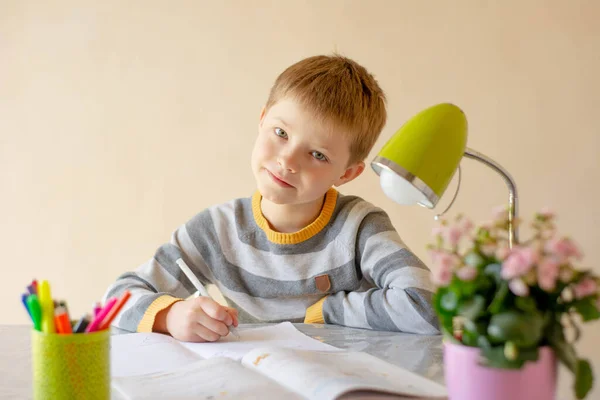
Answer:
[{"xmin": 104, "ymin": 188, "xmax": 440, "ymax": 335}]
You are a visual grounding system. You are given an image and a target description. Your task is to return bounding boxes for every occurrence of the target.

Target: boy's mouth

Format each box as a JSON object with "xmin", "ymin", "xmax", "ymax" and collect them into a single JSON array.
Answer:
[{"xmin": 266, "ymin": 169, "xmax": 294, "ymax": 188}]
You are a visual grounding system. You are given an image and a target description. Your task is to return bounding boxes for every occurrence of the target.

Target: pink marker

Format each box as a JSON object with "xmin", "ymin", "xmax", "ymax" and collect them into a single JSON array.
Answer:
[
  {"xmin": 86, "ymin": 298, "xmax": 117, "ymax": 333},
  {"xmin": 93, "ymin": 302, "xmax": 101, "ymax": 317}
]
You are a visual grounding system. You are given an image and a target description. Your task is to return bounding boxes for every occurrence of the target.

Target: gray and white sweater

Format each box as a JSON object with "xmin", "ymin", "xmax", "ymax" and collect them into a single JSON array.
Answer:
[{"xmin": 104, "ymin": 188, "xmax": 439, "ymax": 334}]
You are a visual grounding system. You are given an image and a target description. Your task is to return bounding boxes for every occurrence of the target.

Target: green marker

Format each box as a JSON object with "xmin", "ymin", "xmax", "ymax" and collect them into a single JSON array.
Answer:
[{"xmin": 26, "ymin": 294, "xmax": 42, "ymax": 331}]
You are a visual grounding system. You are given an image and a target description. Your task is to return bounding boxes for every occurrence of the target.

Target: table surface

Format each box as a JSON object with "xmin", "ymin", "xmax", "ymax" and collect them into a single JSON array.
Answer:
[{"xmin": 0, "ymin": 323, "xmax": 595, "ymax": 399}]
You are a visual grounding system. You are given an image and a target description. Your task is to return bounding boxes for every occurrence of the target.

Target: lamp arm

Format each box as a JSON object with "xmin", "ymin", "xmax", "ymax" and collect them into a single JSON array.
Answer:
[{"xmin": 464, "ymin": 148, "xmax": 519, "ymax": 248}]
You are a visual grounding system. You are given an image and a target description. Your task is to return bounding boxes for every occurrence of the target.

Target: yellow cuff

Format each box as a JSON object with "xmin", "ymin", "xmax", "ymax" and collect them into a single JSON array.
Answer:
[
  {"xmin": 137, "ymin": 295, "xmax": 184, "ymax": 333},
  {"xmin": 304, "ymin": 296, "xmax": 328, "ymax": 324}
]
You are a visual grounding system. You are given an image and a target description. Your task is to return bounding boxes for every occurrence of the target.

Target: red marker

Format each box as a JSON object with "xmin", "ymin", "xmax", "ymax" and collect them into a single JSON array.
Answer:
[{"xmin": 98, "ymin": 291, "xmax": 131, "ymax": 331}]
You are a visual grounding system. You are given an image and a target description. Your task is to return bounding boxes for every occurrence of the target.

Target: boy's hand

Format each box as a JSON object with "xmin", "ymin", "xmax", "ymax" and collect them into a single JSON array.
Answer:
[{"xmin": 158, "ymin": 297, "xmax": 239, "ymax": 342}]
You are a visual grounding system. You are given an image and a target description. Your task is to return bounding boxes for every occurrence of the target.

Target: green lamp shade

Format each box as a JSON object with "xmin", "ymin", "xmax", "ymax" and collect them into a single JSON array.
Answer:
[{"xmin": 371, "ymin": 103, "xmax": 468, "ymax": 208}]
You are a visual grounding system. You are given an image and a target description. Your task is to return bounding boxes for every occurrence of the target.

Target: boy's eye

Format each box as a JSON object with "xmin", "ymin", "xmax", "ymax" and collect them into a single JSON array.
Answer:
[
  {"xmin": 274, "ymin": 127, "xmax": 288, "ymax": 139},
  {"xmin": 311, "ymin": 151, "xmax": 328, "ymax": 162}
]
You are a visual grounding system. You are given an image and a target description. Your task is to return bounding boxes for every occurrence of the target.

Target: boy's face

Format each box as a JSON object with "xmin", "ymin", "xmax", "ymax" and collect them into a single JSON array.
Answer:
[{"xmin": 251, "ymin": 98, "xmax": 364, "ymax": 206}]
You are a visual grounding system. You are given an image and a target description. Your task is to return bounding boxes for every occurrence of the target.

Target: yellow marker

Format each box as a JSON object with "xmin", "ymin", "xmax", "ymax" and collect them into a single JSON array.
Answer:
[{"xmin": 38, "ymin": 280, "xmax": 56, "ymax": 334}]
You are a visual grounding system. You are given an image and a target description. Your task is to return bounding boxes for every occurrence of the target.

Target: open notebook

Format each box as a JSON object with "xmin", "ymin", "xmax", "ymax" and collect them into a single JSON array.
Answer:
[
  {"xmin": 112, "ymin": 347, "xmax": 447, "ymax": 399},
  {"xmin": 110, "ymin": 322, "xmax": 446, "ymax": 399}
]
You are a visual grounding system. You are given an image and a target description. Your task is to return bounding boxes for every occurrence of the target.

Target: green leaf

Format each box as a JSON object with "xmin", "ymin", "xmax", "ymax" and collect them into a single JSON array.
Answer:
[
  {"xmin": 458, "ymin": 295, "xmax": 486, "ymax": 320},
  {"xmin": 483, "ymin": 263, "xmax": 502, "ymax": 282},
  {"xmin": 515, "ymin": 296, "xmax": 537, "ymax": 313},
  {"xmin": 573, "ymin": 299, "xmax": 600, "ymax": 322},
  {"xmin": 464, "ymin": 252, "xmax": 485, "ymax": 268},
  {"xmin": 575, "ymin": 359, "xmax": 593, "ymax": 399},
  {"xmin": 481, "ymin": 346, "xmax": 524, "ymax": 369},
  {"xmin": 488, "ymin": 282, "xmax": 510, "ymax": 314},
  {"xmin": 440, "ymin": 289, "xmax": 460, "ymax": 313},
  {"xmin": 547, "ymin": 323, "xmax": 577, "ymax": 372},
  {"xmin": 481, "ymin": 345, "xmax": 539, "ymax": 370},
  {"xmin": 487, "ymin": 311, "xmax": 544, "ymax": 347}
]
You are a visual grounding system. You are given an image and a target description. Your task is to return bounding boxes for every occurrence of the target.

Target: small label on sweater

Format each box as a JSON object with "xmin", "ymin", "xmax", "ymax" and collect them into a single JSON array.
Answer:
[{"xmin": 315, "ymin": 274, "xmax": 331, "ymax": 292}]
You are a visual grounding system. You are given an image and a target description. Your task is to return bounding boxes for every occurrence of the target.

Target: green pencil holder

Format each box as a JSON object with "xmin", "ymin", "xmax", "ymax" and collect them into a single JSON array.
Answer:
[{"xmin": 32, "ymin": 329, "xmax": 110, "ymax": 400}]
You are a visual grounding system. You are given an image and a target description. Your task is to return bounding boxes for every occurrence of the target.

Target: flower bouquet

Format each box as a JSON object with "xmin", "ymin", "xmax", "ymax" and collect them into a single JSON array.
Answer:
[{"xmin": 430, "ymin": 207, "xmax": 599, "ymax": 399}]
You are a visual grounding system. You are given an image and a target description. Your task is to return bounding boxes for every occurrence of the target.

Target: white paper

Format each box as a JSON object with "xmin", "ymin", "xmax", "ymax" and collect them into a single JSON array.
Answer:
[
  {"xmin": 110, "ymin": 333, "xmax": 201, "ymax": 377},
  {"xmin": 180, "ymin": 322, "xmax": 339, "ymax": 360},
  {"xmin": 242, "ymin": 347, "xmax": 447, "ymax": 399},
  {"xmin": 110, "ymin": 322, "xmax": 339, "ymax": 377},
  {"xmin": 112, "ymin": 357, "xmax": 303, "ymax": 400}
]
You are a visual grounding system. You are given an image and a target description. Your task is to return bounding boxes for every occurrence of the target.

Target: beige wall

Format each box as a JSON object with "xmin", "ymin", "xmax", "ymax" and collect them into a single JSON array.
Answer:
[{"xmin": 2, "ymin": 0, "xmax": 599, "ymax": 361}]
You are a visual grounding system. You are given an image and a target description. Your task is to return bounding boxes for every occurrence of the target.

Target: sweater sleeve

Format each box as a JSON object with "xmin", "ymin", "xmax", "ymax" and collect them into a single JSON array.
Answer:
[
  {"xmin": 321, "ymin": 210, "xmax": 440, "ymax": 334},
  {"xmin": 103, "ymin": 212, "xmax": 213, "ymax": 332}
]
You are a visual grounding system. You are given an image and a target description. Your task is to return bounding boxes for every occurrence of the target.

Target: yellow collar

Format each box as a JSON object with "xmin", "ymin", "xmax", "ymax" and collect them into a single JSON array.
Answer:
[{"xmin": 251, "ymin": 188, "xmax": 338, "ymax": 244}]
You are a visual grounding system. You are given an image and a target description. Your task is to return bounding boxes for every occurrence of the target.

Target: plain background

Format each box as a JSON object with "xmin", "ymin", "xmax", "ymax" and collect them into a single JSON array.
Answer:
[{"xmin": 2, "ymin": 1, "xmax": 599, "ymax": 397}]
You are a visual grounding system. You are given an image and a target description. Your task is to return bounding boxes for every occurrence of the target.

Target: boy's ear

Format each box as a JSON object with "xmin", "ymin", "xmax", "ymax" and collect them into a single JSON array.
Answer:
[{"xmin": 334, "ymin": 161, "xmax": 365, "ymax": 187}]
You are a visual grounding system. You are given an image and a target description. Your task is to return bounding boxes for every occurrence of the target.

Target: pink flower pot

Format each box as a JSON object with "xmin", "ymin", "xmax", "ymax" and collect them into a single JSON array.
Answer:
[{"xmin": 444, "ymin": 342, "xmax": 557, "ymax": 400}]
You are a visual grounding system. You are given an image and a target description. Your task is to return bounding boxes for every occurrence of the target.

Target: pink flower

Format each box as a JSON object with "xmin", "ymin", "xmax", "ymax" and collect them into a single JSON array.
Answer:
[
  {"xmin": 458, "ymin": 218, "xmax": 474, "ymax": 234},
  {"xmin": 509, "ymin": 279, "xmax": 530, "ymax": 297},
  {"xmin": 433, "ymin": 264, "xmax": 453, "ymax": 286},
  {"xmin": 457, "ymin": 267, "xmax": 478, "ymax": 281},
  {"xmin": 501, "ymin": 247, "xmax": 539, "ymax": 279},
  {"xmin": 496, "ymin": 246, "xmax": 511, "ymax": 261},
  {"xmin": 573, "ymin": 278, "xmax": 598, "ymax": 299},
  {"xmin": 444, "ymin": 226, "xmax": 463, "ymax": 247},
  {"xmin": 545, "ymin": 237, "xmax": 583, "ymax": 262},
  {"xmin": 429, "ymin": 250, "xmax": 460, "ymax": 269},
  {"xmin": 537, "ymin": 258, "xmax": 560, "ymax": 292},
  {"xmin": 431, "ymin": 226, "xmax": 445, "ymax": 237}
]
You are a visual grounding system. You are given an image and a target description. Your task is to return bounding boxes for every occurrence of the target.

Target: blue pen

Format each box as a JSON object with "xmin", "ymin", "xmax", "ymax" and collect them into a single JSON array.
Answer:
[{"xmin": 21, "ymin": 293, "xmax": 32, "ymax": 319}]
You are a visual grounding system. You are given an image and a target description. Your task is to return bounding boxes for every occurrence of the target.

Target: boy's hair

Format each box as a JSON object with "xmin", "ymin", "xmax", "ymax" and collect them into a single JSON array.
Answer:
[{"xmin": 265, "ymin": 54, "xmax": 387, "ymax": 164}]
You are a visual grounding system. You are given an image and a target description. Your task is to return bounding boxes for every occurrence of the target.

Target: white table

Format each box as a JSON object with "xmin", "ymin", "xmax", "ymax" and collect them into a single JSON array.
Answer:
[{"xmin": 0, "ymin": 323, "xmax": 593, "ymax": 399}]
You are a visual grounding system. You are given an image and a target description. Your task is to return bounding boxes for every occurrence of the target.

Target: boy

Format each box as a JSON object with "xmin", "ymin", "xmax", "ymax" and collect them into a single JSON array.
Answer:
[{"xmin": 104, "ymin": 55, "xmax": 439, "ymax": 342}]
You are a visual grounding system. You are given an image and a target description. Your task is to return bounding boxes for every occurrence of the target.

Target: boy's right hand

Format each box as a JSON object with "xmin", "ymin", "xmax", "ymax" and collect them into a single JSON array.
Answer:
[{"xmin": 156, "ymin": 297, "xmax": 239, "ymax": 342}]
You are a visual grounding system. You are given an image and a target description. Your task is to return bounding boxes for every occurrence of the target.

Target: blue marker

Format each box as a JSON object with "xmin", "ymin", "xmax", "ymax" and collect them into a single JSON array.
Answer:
[{"xmin": 21, "ymin": 293, "xmax": 32, "ymax": 319}]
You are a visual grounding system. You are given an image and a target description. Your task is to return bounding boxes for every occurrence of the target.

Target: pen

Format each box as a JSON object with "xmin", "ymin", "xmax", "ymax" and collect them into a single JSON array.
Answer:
[
  {"xmin": 98, "ymin": 290, "xmax": 131, "ymax": 331},
  {"xmin": 86, "ymin": 298, "xmax": 117, "ymax": 333},
  {"xmin": 26, "ymin": 294, "xmax": 42, "ymax": 331},
  {"xmin": 73, "ymin": 314, "xmax": 91, "ymax": 333},
  {"xmin": 38, "ymin": 280, "xmax": 56, "ymax": 334},
  {"xmin": 175, "ymin": 258, "xmax": 240, "ymax": 338}
]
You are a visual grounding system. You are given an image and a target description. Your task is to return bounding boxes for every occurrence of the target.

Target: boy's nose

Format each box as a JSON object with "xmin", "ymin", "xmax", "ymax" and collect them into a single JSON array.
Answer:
[{"xmin": 277, "ymin": 153, "xmax": 298, "ymax": 173}]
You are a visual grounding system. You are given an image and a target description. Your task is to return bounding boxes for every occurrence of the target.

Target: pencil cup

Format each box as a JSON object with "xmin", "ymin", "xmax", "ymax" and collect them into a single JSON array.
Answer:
[{"xmin": 32, "ymin": 329, "xmax": 110, "ymax": 400}]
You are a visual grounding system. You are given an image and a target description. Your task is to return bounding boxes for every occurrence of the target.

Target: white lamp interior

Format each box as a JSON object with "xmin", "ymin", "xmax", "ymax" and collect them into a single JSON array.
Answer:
[{"xmin": 379, "ymin": 168, "xmax": 433, "ymax": 208}]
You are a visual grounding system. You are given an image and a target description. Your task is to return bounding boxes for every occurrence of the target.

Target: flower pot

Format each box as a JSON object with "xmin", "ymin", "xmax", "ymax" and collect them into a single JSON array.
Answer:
[{"xmin": 444, "ymin": 342, "xmax": 557, "ymax": 400}]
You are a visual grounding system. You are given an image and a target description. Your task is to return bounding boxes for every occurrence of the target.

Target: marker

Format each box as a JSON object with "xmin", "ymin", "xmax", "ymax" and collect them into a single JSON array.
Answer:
[
  {"xmin": 26, "ymin": 294, "xmax": 42, "ymax": 331},
  {"xmin": 32, "ymin": 280, "xmax": 38, "ymax": 294},
  {"xmin": 98, "ymin": 291, "xmax": 131, "ymax": 331},
  {"xmin": 38, "ymin": 280, "xmax": 56, "ymax": 334},
  {"xmin": 54, "ymin": 306, "xmax": 72, "ymax": 334},
  {"xmin": 27, "ymin": 285, "xmax": 36, "ymax": 295},
  {"xmin": 73, "ymin": 314, "xmax": 91, "ymax": 333},
  {"xmin": 93, "ymin": 302, "xmax": 101, "ymax": 317},
  {"xmin": 22, "ymin": 293, "xmax": 32, "ymax": 319},
  {"xmin": 176, "ymin": 258, "xmax": 239, "ymax": 338},
  {"xmin": 86, "ymin": 298, "xmax": 117, "ymax": 333}
]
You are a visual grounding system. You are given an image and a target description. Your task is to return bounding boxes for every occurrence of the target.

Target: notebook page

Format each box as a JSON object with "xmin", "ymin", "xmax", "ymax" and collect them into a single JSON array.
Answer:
[
  {"xmin": 111, "ymin": 332, "xmax": 202, "ymax": 377},
  {"xmin": 242, "ymin": 347, "xmax": 447, "ymax": 400},
  {"xmin": 112, "ymin": 357, "xmax": 304, "ymax": 400},
  {"xmin": 180, "ymin": 322, "xmax": 339, "ymax": 360}
]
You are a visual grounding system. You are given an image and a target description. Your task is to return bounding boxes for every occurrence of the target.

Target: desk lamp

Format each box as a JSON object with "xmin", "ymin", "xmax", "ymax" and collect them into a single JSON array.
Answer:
[{"xmin": 371, "ymin": 103, "xmax": 519, "ymax": 248}]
